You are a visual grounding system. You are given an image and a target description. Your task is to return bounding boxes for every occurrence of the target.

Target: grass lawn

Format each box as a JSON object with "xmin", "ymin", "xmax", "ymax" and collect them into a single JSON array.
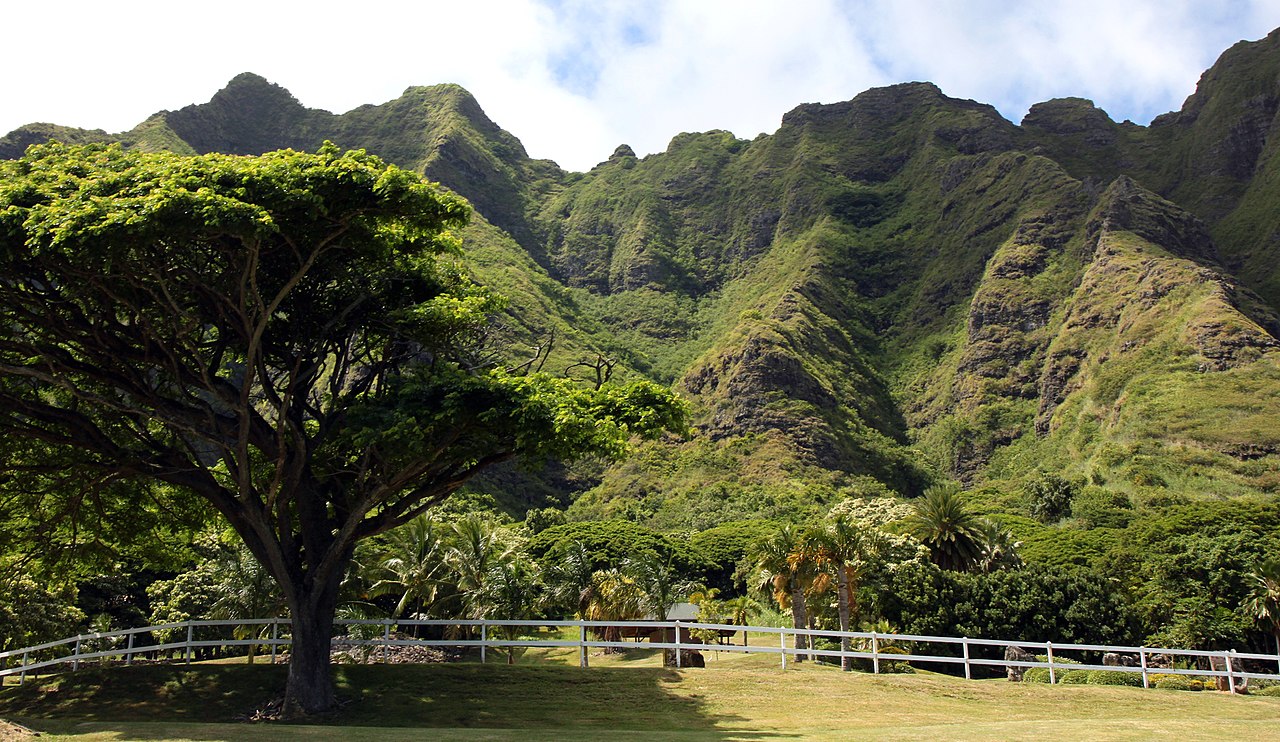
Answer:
[{"xmin": 2, "ymin": 638, "xmax": 1279, "ymax": 741}]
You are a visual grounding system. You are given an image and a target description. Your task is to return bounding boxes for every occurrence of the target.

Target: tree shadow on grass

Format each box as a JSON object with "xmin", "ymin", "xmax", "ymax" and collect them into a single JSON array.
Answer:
[
  {"xmin": 1, "ymin": 663, "xmax": 798, "ymax": 740},
  {"xmin": 0, "ymin": 665, "xmax": 287, "ymax": 722}
]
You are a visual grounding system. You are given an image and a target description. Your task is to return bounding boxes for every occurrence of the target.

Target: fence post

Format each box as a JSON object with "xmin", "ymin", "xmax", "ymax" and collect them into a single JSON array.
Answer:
[
  {"xmin": 271, "ymin": 620, "xmax": 279, "ymax": 664},
  {"xmin": 127, "ymin": 633, "xmax": 135, "ymax": 667},
  {"xmin": 872, "ymin": 632, "xmax": 880, "ymax": 675},
  {"xmin": 674, "ymin": 621, "xmax": 682, "ymax": 669},
  {"xmin": 20, "ymin": 651, "xmax": 28, "ymax": 684},
  {"xmin": 1046, "ymin": 641, "xmax": 1056, "ymax": 684},
  {"xmin": 481, "ymin": 623, "xmax": 487, "ymax": 665},
  {"xmin": 1225, "ymin": 651, "xmax": 1236, "ymax": 694},
  {"xmin": 579, "ymin": 623, "xmax": 588, "ymax": 668},
  {"xmin": 1139, "ymin": 647, "xmax": 1149, "ymax": 689},
  {"xmin": 382, "ymin": 620, "xmax": 392, "ymax": 664},
  {"xmin": 780, "ymin": 631, "xmax": 787, "ymax": 670},
  {"xmin": 962, "ymin": 637, "xmax": 971, "ymax": 680},
  {"xmin": 185, "ymin": 623, "xmax": 194, "ymax": 665},
  {"xmin": 73, "ymin": 637, "xmax": 82, "ymax": 672}
]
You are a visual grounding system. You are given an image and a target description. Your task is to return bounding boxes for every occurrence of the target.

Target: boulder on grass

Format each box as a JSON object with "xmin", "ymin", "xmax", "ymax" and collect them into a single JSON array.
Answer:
[
  {"xmin": 1005, "ymin": 645, "xmax": 1034, "ymax": 681},
  {"xmin": 664, "ymin": 648, "xmax": 705, "ymax": 668}
]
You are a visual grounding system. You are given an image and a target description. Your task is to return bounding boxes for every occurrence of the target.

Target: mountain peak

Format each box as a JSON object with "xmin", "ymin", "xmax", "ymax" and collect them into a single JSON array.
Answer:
[
  {"xmin": 160, "ymin": 73, "xmax": 316, "ymax": 155},
  {"xmin": 1021, "ymin": 98, "xmax": 1115, "ymax": 134},
  {"xmin": 211, "ymin": 72, "xmax": 307, "ymax": 111},
  {"xmin": 224, "ymin": 71, "xmax": 273, "ymax": 88}
]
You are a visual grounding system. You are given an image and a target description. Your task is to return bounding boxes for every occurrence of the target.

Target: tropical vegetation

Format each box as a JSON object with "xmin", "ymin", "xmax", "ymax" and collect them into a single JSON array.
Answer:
[{"xmin": 6, "ymin": 25, "xmax": 1280, "ymax": 722}]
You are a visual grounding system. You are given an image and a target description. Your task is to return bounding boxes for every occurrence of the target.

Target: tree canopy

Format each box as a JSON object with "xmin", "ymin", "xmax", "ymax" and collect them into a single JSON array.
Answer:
[{"xmin": 0, "ymin": 141, "xmax": 686, "ymax": 714}]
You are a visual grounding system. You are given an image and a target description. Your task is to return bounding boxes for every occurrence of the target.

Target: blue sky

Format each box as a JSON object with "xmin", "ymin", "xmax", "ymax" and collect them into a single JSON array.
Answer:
[{"xmin": 3, "ymin": 0, "xmax": 1279, "ymax": 171}]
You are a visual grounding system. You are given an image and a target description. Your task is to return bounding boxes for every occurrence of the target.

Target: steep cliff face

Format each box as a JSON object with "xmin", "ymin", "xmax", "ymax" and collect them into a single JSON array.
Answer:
[
  {"xmin": 7, "ymin": 29, "xmax": 1280, "ymax": 521},
  {"xmin": 1035, "ymin": 177, "xmax": 1268, "ymax": 432},
  {"xmin": 1024, "ymin": 178, "xmax": 1280, "ymax": 493},
  {"xmin": 1019, "ymin": 29, "xmax": 1280, "ymax": 309}
]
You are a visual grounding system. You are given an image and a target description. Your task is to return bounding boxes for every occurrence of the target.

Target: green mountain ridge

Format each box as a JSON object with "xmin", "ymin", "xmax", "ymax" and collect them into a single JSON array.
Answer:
[{"xmin": 5, "ymin": 28, "xmax": 1280, "ymax": 526}]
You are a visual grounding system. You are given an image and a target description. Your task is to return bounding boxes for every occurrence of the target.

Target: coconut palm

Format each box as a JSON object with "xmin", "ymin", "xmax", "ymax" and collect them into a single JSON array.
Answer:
[
  {"xmin": 543, "ymin": 540, "xmax": 600, "ymax": 618},
  {"xmin": 1243, "ymin": 558, "xmax": 1280, "ymax": 663},
  {"xmin": 444, "ymin": 514, "xmax": 515, "ymax": 622},
  {"xmin": 581, "ymin": 568, "xmax": 644, "ymax": 656},
  {"xmin": 750, "ymin": 524, "xmax": 815, "ymax": 661},
  {"xmin": 480, "ymin": 556, "xmax": 543, "ymax": 664},
  {"xmin": 622, "ymin": 550, "xmax": 698, "ymax": 621},
  {"xmin": 369, "ymin": 514, "xmax": 449, "ymax": 629},
  {"xmin": 905, "ymin": 484, "xmax": 985, "ymax": 572},
  {"xmin": 973, "ymin": 517, "xmax": 1022, "ymax": 573},
  {"xmin": 804, "ymin": 516, "xmax": 884, "ymax": 670},
  {"xmin": 722, "ymin": 595, "xmax": 765, "ymax": 646}
]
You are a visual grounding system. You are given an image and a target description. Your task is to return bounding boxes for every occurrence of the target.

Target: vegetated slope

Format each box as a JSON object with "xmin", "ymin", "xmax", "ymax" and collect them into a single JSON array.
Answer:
[{"xmin": 4, "ymin": 29, "xmax": 1280, "ymax": 524}]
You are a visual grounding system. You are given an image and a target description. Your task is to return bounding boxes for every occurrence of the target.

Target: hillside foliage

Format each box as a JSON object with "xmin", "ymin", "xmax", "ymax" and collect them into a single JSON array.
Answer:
[{"xmin": 4, "ymin": 28, "xmax": 1280, "ymax": 672}]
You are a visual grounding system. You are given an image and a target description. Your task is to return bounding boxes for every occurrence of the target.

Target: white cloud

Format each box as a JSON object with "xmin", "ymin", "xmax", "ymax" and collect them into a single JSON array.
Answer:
[
  {"xmin": 586, "ymin": 0, "xmax": 888, "ymax": 156},
  {"xmin": 2, "ymin": 0, "xmax": 1278, "ymax": 171},
  {"xmin": 854, "ymin": 0, "xmax": 1280, "ymax": 124}
]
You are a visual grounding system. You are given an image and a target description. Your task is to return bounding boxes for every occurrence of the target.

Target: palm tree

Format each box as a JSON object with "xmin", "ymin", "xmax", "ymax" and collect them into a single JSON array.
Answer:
[
  {"xmin": 804, "ymin": 516, "xmax": 884, "ymax": 670},
  {"xmin": 622, "ymin": 550, "xmax": 698, "ymax": 621},
  {"xmin": 208, "ymin": 543, "xmax": 284, "ymax": 663},
  {"xmin": 581, "ymin": 568, "xmax": 644, "ymax": 655},
  {"xmin": 722, "ymin": 595, "xmax": 765, "ymax": 646},
  {"xmin": 368, "ymin": 515, "xmax": 449, "ymax": 631},
  {"xmin": 543, "ymin": 540, "xmax": 600, "ymax": 618},
  {"xmin": 1243, "ymin": 558, "xmax": 1280, "ymax": 666},
  {"xmin": 905, "ymin": 484, "xmax": 984, "ymax": 572},
  {"xmin": 750, "ymin": 525, "xmax": 814, "ymax": 661},
  {"xmin": 973, "ymin": 517, "xmax": 1022, "ymax": 573},
  {"xmin": 444, "ymin": 514, "xmax": 514, "ymax": 623},
  {"xmin": 480, "ymin": 556, "xmax": 542, "ymax": 664}
]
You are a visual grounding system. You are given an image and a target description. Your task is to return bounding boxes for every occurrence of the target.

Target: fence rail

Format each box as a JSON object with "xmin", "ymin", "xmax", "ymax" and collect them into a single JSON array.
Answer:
[{"xmin": 3, "ymin": 617, "xmax": 1278, "ymax": 693}]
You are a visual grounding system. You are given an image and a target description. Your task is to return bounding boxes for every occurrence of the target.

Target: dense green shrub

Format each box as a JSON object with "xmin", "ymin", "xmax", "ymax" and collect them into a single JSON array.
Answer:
[
  {"xmin": 1033, "ymin": 654, "xmax": 1081, "ymax": 665},
  {"xmin": 1071, "ymin": 486, "xmax": 1133, "ymax": 529},
  {"xmin": 523, "ymin": 507, "xmax": 567, "ymax": 534},
  {"xmin": 1125, "ymin": 465, "xmax": 1167, "ymax": 488},
  {"xmin": 1022, "ymin": 667, "xmax": 1051, "ymax": 683},
  {"xmin": 1152, "ymin": 674, "xmax": 1203, "ymax": 691},
  {"xmin": 1026, "ymin": 473, "xmax": 1079, "ymax": 523},
  {"xmin": 1252, "ymin": 685, "xmax": 1280, "ymax": 697},
  {"xmin": 878, "ymin": 645, "xmax": 915, "ymax": 674},
  {"xmin": 1017, "ymin": 655, "xmax": 1082, "ymax": 683},
  {"xmin": 0, "ymin": 576, "xmax": 86, "ymax": 655},
  {"xmin": 1086, "ymin": 669, "xmax": 1144, "ymax": 687},
  {"xmin": 873, "ymin": 562, "xmax": 1139, "ymax": 648}
]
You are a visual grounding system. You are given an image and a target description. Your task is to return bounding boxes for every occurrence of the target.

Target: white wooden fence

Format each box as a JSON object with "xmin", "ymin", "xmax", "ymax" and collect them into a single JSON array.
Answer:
[{"xmin": 2, "ymin": 618, "xmax": 1278, "ymax": 692}]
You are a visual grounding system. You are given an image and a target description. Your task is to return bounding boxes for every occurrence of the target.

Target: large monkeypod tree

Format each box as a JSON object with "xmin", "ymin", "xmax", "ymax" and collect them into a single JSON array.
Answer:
[{"xmin": 0, "ymin": 142, "xmax": 686, "ymax": 715}]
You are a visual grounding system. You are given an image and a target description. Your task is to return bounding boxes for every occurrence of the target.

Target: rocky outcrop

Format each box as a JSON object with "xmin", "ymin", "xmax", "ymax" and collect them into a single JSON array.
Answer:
[
  {"xmin": 7, "ymin": 29, "xmax": 1280, "ymax": 510},
  {"xmin": 1022, "ymin": 98, "xmax": 1118, "ymax": 145},
  {"xmin": 1005, "ymin": 645, "xmax": 1034, "ymax": 681},
  {"xmin": 161, "ymin": 72, "xmax": 322, "ymax": 155},
  {"xmin": 1036, "ymin": 177, "xmax": 1280, "ymax": 435}
]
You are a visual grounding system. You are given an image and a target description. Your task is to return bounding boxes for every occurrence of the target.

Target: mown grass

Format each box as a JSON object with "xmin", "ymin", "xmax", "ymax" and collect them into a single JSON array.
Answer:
[{"xmin": 3, "ymin": 641, "xmax": 1279, "ymax": 741}]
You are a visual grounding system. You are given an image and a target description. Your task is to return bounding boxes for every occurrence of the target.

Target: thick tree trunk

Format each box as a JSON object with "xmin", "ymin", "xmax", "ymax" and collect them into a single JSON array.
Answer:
[
  {"xmin": 789, "ymin": 585, "xmax": 809, "ymax": 663},
  {"xmin": 836, "ymin": 570, "xmax": 852, "ymax": 672},
  {"xmin": 282, "ymin": 579, "xmax": 341, "ymax": 717}
]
